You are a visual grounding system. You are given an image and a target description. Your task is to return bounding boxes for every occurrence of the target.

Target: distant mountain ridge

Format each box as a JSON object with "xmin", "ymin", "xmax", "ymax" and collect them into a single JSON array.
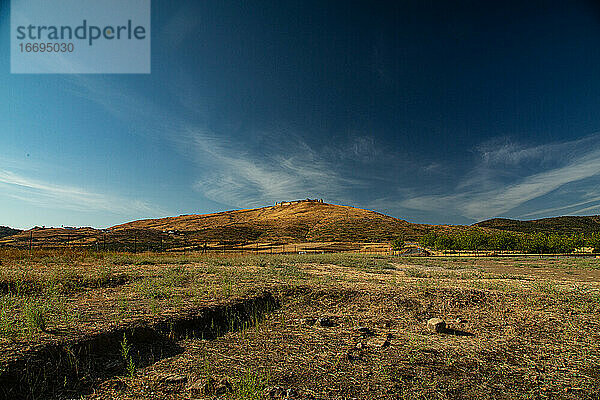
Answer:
[{"xmin": 474, "ymin": 215, "xmax": 600, "ymax": 234}]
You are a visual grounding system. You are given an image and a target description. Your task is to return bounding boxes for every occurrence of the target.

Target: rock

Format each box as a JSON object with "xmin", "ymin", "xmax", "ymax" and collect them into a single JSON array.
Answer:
[
  {"xmin": 455, "ymin": 317, "xmax": 467, "ymax": 324},
  {"xmin": 264, "ymin": 386, "xmax": 300, "ymax": 399},
  {"xmin": 356, "ymin": 326, "xmax": 375, "ymax": 336},
  {"xmin": 318, "ymin": 317, "xmax": 335, "ymax": 327},
  {"xmin": 300, "ymin": 317, "xmax": 317, "ymax": 326},
  {"xmin": 355, "ymin": 342, "xmax": 364, "ymax": 349},
  {"xmin": 427, "ymin": 318, "xmax": 446, "ymax": 333},
  {"xmin": 159, "ymin": 374, "xmax": 187, "ymax": 385}
]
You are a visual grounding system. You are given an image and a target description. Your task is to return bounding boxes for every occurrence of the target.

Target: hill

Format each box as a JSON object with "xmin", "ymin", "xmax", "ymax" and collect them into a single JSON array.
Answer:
[
  {"xmin": 474, "ymin": 215, "xmax": 600, "ymax": 234},
  {"xmin": 0, "ymin": 226, "xmax": 20, "ymax": 239},
  {"xmin": 112, "ymin": 199, "xmax": 433, "ymax": 242},
  {"xmin": 0, "ymin": 200, "xmax": 477, "ymax": 250}
]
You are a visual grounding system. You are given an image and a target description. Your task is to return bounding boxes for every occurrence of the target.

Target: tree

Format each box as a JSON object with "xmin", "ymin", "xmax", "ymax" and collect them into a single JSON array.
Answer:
[
  {"xmin": 490, "ymin": 231, "xmax": 518, "ymax": 251},
  {"xmin": 586, "ymin": 233, "xmax": 600, "ymax": 252},
  {"xmin": 420, "ymin": 232, "xmax": 437, "ymax": 248},
  {"xmin": 434, "ymin": 234, "xmax": 454, "ymax": 250},
  {"xmin": 391, "ymin": 236, "xmax": 404, "ymax": 250}
]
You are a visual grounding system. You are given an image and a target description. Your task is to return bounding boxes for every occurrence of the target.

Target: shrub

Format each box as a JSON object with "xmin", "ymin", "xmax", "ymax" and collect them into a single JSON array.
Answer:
[
  {"xmin": 23, "ymin": 299, "xmax": 49, "ymax": 333},
  {"xmin": 391, "ymin": 236, "xmax": 404, "ymax": 250}
]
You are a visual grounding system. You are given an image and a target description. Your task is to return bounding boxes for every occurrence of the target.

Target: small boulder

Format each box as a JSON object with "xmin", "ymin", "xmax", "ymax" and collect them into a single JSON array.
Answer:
[
  {"xmin": 300, "ymin": 317, "xmax": 317, "ymax": 326},
  {"xmin": 264, "ymin": 386, "xmax": 300, "ymax": 399},
  {"xmin": 356, "ymin": 326, "xmax": 375, "ymax": 336},
  {"xmin": 427, "ymin": 318, "xmax": 446, "ymax": 333},
  {"xmin": 159, "ymin": 374, "xmax": 187, "ymax": 385},
  {"xmin": 318, "ymin": 317, "xmax": 335, "ymax": 327}
]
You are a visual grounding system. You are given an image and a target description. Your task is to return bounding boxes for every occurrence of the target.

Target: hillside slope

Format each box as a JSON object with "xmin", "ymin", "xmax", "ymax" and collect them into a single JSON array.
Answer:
[
  {"xmin": 0, "ymin": 201, "xmax": 477, "ymax": 249},
  {"xmin": 112, "ymin": 200, "xmax": 432, "ymax": 242},
  {"xmin": 0, "ymin": 226, "xmax": 21, "ymax": 239},
  {"xmin": 474, "ymin": 215, "xmax": 600, "ymax": 234}
]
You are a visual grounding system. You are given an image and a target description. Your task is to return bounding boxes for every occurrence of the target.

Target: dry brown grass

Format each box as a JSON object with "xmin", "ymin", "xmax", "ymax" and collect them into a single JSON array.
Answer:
[
  {"xmin": 0, "ymin": 250, "xmax": 599, "ymax": 399},
  {"xmin": 0, "ymin": 201, "xmax": 446, "ymax": 249}
]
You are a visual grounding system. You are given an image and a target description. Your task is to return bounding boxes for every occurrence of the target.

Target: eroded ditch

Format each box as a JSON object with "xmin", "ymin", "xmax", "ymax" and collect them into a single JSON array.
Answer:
[{"xmin": 0, "ymin": 291, "xmax": 279, "ymax": 400}]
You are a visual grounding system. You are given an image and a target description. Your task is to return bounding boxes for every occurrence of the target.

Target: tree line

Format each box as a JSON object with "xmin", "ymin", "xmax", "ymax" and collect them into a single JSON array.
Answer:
[{"xmin": 418, "ymin": 230, "xmax": 600, "ymax": 254}]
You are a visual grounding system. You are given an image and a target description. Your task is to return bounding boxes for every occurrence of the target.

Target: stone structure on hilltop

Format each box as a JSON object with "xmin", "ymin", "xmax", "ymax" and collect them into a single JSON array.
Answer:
[{"xmin": 274, "ymin": 198, "xmax": 324, "ymax": 206}]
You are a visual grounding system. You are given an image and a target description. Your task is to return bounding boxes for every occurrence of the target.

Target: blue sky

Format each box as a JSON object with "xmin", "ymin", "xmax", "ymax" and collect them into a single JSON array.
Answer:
[{"xmin": 3, "ymin": 1, "xmax": 600, "ymax": 229}]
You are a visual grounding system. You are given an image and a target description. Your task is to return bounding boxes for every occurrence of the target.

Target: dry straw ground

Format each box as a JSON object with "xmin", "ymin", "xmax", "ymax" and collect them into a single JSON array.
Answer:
[{"xmin": 0, "ymin": 249, "xmax": 599, "ymax": 399}]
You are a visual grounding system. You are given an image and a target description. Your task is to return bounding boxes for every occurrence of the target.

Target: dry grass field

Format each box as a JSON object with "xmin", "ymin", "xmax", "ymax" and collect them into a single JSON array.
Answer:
[{"xmin": 1, "ymin": 249, "xmax": 599, "ymax": 399}]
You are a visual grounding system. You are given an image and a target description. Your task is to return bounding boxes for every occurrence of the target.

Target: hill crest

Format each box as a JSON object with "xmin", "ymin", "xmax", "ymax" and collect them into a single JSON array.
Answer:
[{"xmin": 111, "ymin": 200, "xmax": 429, "ymax": 242}]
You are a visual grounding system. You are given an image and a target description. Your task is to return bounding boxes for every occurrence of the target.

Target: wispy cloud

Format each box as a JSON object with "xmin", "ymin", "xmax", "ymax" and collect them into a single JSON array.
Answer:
[
  {"xmin": 70, "ymin": 66, "xmax": 600, "ymax": 224},
  {"xmin": 0, "ymin": 169, "xmax": 160, "ymax": 216},
  {"xmin": 401, "ymin": 135, "xmax": 600, "ymax": 221},
  {"xmin": 65, "ymin": 77, "xmax": 370, "ymax": 209},
  {"xmin": 186, "ymin": 128, "xmax": 356, "ymax": 207},
  {"xmin": 519, "ymin": 196, "xmax": 600, "ymax": 218}
]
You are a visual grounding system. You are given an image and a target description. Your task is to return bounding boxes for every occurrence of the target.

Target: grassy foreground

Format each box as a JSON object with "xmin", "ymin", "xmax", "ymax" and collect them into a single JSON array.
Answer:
[{"xmin": 0, "ymin": 249, "xmax": 599, "ymax": 399}]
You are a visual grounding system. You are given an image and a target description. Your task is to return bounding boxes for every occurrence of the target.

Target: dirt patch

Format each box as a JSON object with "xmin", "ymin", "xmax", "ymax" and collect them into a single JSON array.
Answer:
[{"xmin": 0, "ymin": 292, "xmax": 278, "ymax": 400}]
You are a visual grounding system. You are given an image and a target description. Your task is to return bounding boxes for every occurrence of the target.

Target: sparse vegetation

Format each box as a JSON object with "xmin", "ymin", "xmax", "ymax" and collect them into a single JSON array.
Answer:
[
  {"xmin": 120, "ymin": 334, "xmax": 135, "ymax": 378},
  {"xmin": 22, "ymin": 298, "xmax": 49, "ymax": 333},
  {"xmin": 0, "ymin": 249, "xmax": 599, "ymax": 399},
  {"xmin": 231, "ymin": 370, "xmax": 270, "ymax": 400}
]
